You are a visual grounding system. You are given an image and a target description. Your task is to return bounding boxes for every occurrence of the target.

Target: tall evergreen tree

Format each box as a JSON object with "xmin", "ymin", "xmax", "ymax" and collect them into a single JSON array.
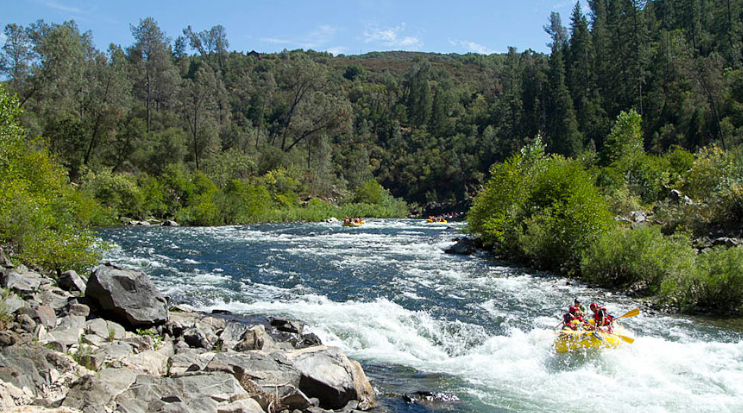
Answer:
[{"xmin": 545, "ymin": 13, "xmax": 582, "ymax": 156}]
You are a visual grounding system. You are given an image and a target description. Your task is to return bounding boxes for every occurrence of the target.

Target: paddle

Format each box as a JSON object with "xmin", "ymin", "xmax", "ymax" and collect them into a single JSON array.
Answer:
[
  {"xmin": 610, "ymin": 308, "xmax": 640, "ymax": 343},
  {"xmin": 616, "ymin": 308, "xmax": 640, "ymax": 319}
]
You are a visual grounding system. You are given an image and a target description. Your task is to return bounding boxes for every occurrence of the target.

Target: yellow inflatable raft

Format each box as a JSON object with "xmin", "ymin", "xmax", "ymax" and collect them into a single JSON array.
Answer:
[
  {"xmin": 555, "ymin": 308, "xmax": 639, "ymax": 353},
  {"xmin": 343, "ymin": 221, "xmax": 365, "ymax": 227},
  {"xmin": 554, "ymin": 320, "xmax": 633, "ymax": 353}
]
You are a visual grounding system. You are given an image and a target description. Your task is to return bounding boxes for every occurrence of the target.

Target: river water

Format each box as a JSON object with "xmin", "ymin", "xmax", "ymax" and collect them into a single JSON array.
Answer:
[{"xmin": 97, "ymin": 219, "xmax": 743, "ymax": 413}]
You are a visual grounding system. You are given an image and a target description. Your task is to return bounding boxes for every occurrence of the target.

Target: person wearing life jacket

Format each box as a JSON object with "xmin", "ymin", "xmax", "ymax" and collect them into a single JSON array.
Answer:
[
  {"xmin": 562, "ymin": 306, "xmax": 586, "ymax": 330},
  {"xmin": 589, "ymin": 302, "xmax": 615, "ymax": 332},
  {"xmin": 573, "ymin": 298, "xmax": 587, "ymax": 318}
]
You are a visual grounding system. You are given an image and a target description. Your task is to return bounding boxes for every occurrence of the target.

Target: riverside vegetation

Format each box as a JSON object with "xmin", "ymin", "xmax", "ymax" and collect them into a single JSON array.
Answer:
[{"xmin": 468, "ymin": 112, "xmax": 743, "ymax": 316}]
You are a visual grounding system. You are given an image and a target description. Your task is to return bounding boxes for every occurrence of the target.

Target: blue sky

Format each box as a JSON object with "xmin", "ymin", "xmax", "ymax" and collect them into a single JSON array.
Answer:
[{"xmin": 2, "ymin": 0, "xmax": 587, "ymax": 55}]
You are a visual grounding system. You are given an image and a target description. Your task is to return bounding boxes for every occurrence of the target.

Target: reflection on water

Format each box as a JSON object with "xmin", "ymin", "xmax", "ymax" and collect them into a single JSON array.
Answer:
[{"xmin": 98, "ymin": 219, "xmax": 743, "ymax": 413}]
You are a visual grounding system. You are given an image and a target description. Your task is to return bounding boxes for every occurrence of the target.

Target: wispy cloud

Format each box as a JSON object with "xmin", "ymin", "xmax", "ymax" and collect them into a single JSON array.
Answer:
[
  {"xmin": 326, "ymin": 46, "xmax": 346, "ymax": 56},
  {"xmin": 300, "ymin": 25, "xmax": 337, "ymax": 49},
  {"xmin": 362, "ymin": 23, "xmax": 423, "ymax": 50},
  {"xmin": 449, "ymin": 39, "xmax": 495, "ymax": 55},
  {"xmin": 260, "ymin": 37, "xmax": 292, "ymax": 45},
  {"xmin": 260, "ymin": 25, "xmax": 339, "ymax": 51},
  {"xmin": 40, "ymin": 0, "xmax": 87, "ymax": 14}
]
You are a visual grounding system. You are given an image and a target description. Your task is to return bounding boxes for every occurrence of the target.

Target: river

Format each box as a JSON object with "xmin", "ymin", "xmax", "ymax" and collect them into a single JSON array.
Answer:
[{"xmin": 97, "ymin": 219, "xmax": 743, "ymax": 413}]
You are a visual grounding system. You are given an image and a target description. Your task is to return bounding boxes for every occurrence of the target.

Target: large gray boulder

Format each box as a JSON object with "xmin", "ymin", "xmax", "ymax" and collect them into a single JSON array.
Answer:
[
  {"xmin": 208, "ymin": 351, "xmax": 302, "ymax": 395},
  {"xmin": 62, "ymin": 367, "xmax": 138, "ymax": 412},
  {"xmin": 286, "ymin": 346, "xmax": 376, "ymax": 410},
  {"xmin": 86, "ymin": 264, "xmax": 168, "ymax": 328},
  {"xmin": 1, "ymin": 268, "xmax": 43, "ymax": 294},
  {"xmin": 113, "ymin": 372, "xmax": 252, "ymax": 413}
]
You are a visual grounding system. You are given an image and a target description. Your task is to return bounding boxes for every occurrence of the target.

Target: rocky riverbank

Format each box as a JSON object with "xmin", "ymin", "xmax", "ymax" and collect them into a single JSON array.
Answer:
[{"xmin": 0, "ymin": 259, "xmax": 375, "ymax": 413}]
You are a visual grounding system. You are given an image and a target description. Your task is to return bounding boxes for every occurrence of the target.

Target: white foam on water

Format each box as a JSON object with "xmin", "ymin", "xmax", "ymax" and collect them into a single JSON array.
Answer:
[
  {"xmin": 191, "ymin": 272, "xmax": 230, "ymax": 284},
  {"xmin": 99, "ymin": 221, "xmax": 743, "ymax": 412},
  {"xmin": 196, "ymin": 291, "xmax": 743, "ymax": 412}
]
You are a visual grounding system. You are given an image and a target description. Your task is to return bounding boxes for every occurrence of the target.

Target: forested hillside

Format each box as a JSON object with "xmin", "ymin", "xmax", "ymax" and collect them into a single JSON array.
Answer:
[{"xmin": 1, "ymin": 0, "xmax": 742, "ymax": 217}]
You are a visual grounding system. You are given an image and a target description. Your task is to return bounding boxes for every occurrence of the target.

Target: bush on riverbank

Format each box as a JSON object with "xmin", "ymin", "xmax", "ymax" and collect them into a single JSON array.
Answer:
[
  {"xmin": 662, "ymin": 246, "xmax": 743, "ymax": 315},
  {"xmin": 468, "ymin": 137, "xmax": 614, "ymax": 274},
  {"xmin": 581, "ymin": 226, "xmax": 696, "ymax": 293},
  {"xmin": 0, "ymin": 86, "xmax": 106, "ymax": 273},
  {"xmin": 470, "ymin": 110, "xmax": 743, "ymax": 315}
]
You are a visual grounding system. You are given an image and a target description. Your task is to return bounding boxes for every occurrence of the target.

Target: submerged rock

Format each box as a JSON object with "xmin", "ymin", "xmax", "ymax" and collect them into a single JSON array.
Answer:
[{"xmin": 402, "ymin": 391, "xmax": 461, "ymax": 408}]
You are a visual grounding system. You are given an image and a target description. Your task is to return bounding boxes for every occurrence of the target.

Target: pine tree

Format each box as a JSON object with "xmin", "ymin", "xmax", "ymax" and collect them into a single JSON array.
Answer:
[{"xmin": 545, "ymin": 13, "xmax": 582, "ymax": 157}]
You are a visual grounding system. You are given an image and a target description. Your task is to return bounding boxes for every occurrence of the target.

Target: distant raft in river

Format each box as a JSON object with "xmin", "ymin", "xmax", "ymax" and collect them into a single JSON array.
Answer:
[{"xmin": 343, "ymin": 220, "xmax": 365, "ymax": 227}]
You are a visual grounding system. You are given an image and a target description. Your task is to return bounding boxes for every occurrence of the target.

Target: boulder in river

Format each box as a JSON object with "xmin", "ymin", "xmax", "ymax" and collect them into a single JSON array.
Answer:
[
  {"xmin": 85, "ymin": 263, "xmax": 169, "ymax": 329},
  {"xmin": 445, "ymin": 236, "xmax": 477, "ymax": 255}
]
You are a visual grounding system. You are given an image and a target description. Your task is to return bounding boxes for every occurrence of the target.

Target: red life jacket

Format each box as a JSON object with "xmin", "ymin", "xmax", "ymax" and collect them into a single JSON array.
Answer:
[
  {"xmin": 593, "ymin": 306, "xmax": 614, "ymax": 325},
  {"xmin": 563, "ymin": 313, "xmax": 585, "ymax": 330}
]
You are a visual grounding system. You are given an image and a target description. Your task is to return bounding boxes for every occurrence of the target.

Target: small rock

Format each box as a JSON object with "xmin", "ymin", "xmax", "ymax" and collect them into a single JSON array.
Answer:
[
  {"xmin": 3, "ymin": 297, "xmax": 27, "ymax": 314},
  {"xmin": 68, "ymin": 303, "xmax": 90, "ymax": 317},
  {"xmin": 0, "ymin": 331, "xmax": 18, "ymax": 347},
  {"xmin": 445, "ymin": 237, "xmax": 476, "ymax": 255},
  {"xmin": 44, "ymin": 341, "xmax": 66, "ymax": 353},
  {"xmin": 85, "ymin": 318, "xmax": 110, "ymax": 338},
  {"xmin": 162, "ymin": 220, "xmax": 180, "ymax": 227},
  {"xmin": 270, "ymin": 317, "xmax": 304, "ymax": 334},
  {"xmin": 18, "ymin": 313, "xmax": 37, "ymax": 332},
  {"xmin": 58, "ymin": 270, "xmax": 87, "ymax": 294},
  {"xmin": 36, "ymin": 305, "xmax": 57, "ymax": 329},
  {"xmin": 0, "ymin": 247, "xmax": 13, "ymax": 268},
  {"xmin": 183, "ymin": 325, "xmax": 218, "ymax": 349}
]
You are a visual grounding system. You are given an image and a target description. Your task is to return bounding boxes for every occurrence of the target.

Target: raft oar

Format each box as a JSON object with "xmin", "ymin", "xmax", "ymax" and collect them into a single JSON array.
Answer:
[
  {"xmin": 616, "ymin": 308, "xmax": 640, "ymax": 319},
  {"xmin": 611, "ymin": 308, "xmax": 640, "ymax": 343}
]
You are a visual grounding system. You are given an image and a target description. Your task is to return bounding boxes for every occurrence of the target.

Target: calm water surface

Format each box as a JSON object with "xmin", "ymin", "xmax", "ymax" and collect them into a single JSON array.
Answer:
[{"xmin": 97, "ymin": 219, "xmax": 743, "ymax": 413}]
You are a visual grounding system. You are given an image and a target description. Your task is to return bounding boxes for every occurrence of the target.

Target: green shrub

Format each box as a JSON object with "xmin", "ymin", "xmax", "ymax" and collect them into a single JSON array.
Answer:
[
  {"xmin": 160, "ymin": 163, "xmax": 195, "ymax": 211},
  {"xmin": 352, "ymin": 179, "xmax": 386, "ymax": 204},
  {"xmin": 469, "ymin": 138, "xmax": 613, "ymax": 274},
  {"xmin": 581, "ymin": 226, "xmax": 696, "ymax": 292},
  {"xmin": 603, "ymin": 185, "xmax": 643, "ymax": 217},
  {"xmin": 139, "ymin": 176, "xmax": 168, "ymax": 219},
  {"xmin": 468, "ymin": 141, "xmax": 545, "ymax": 251},
  {"xmin": 0, "ymin": 85, "xmax": 103, "ymax": 274},
  {"xmin": 520, "ymin": 157, "xmax": 614, "ymax": 272},
  {"xmin": 662, "ymin": 246, "xmax": 743, "ymax": 315},
  {"xmin": 684, "ymin": 146, "xmax": 743, "ymax": 223},
  {"xmin": 81, "ymin": 170, "xmax": 144, "ymax": 219}
]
